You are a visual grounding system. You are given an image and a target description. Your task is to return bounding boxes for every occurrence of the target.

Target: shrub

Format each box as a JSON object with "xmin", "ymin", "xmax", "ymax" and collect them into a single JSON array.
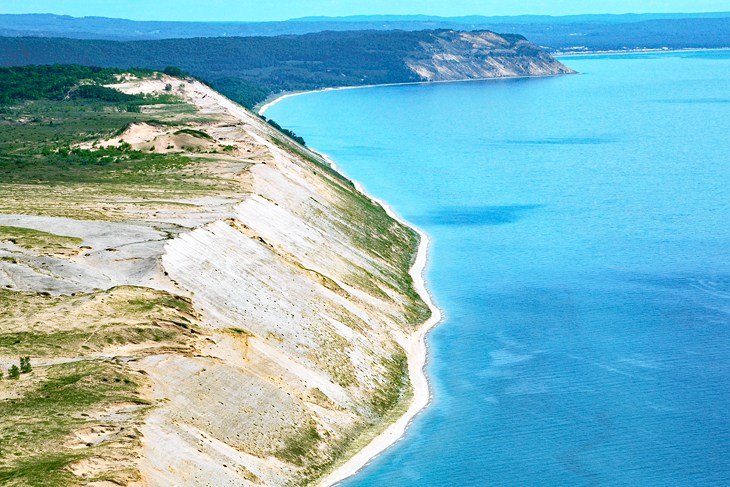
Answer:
[
  {"xmin": 8, "ymin": 365, "xmax": 20, "ymax": 379},
  {"xmin": 163, "ymin": 66, "xmax": 186, "ymax": 77},
  {"xmin": 262, "ymin": 117, "xmax": 306, "ymax": 146},
  {"xmin": 20, "ymin": 356, "xmax": 32, "ymax": 374}
]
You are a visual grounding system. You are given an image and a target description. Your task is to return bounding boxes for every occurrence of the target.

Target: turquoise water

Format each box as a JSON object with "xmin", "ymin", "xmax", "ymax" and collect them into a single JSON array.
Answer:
[{"xmin": 265, "ymin": 51, "xmax": 730, "ymax": 486}]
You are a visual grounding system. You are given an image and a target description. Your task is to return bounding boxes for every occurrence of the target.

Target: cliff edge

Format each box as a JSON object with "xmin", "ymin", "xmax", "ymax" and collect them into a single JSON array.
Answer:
[
  {"xmin": 407, "ymin": 30, "xmax": 575, "ymax": 81},
  {"xmin": 0, "ymin": 70, "xmax": 429, "ymax": 486}
]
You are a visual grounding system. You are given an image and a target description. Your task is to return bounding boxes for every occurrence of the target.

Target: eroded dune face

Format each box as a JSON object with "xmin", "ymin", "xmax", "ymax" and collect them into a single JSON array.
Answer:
[
  {"xmin": 0, "ymin": 73, "xmax": 427, "ymax": 486},
  {"xmin": 407, "ymin": 30, "xmax": 576, "ymax": 81},
  {"xmin": 104, "ymin": 77, "xmax": 427, "ymax": 486}
]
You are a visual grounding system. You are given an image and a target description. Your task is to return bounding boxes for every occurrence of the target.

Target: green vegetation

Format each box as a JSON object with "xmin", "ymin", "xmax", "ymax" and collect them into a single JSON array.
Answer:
[
  {"xmin": 330, "ymin": 176, "xmax": 430, "ymax": 326},
  {"xmin": 0, "ymin": 64, "xmax": 150, "ymax": 104},
  {"xmin": 4, "ymin": 144, "xmax": 192, "ymax": 185},
  {"xmin": 0, "ymin": 226, "xmax": 82, "ymax": 255},
  {"xmin": 0, "ymin": 360, "xmax": 146, "ymax": 485},
  {"xmin": 208, "ymin": 77, "xmax": 270, "ymax": 109},
  {"xmin": 162, "ymin": 66, "xmax": 187, "ymax": 77},
  {"xmin": 70, "ymin": 84, "xmax": 181, "ymax": 107},
  {"xmin": 0, "ymin": 31, "xmax": 436, "ymax": 107},
  {"xmin": 0, "ymin": 63, "xmax": 431, "ymax": 486},
  {"xmin": 19, "ymin": 357, "xmax": 32, "ymax": 374},
  {"xmin": 174, "ymin": 128, "xmax": 212, "ymax": 140},
  {"xmin": 7, "ymin": 365, "xmax": 20, "ymax": 380},
  {"xmin": 275, "ymin": 422, "xmax": 321, "ymax": 466},
  {"xmin": 0, "ymin": 285, "xmax": 199, "ymax": 483},
  {"xmin": 262, "ymin": 116, "xmax": 306, "ymax": 146},
  {"xmin": 0, "ymin": 286, "xmax": 197, "ymax": 358},
  {"xmin": 370, "ymin": 350, "xmax": 410, "ymax": 416},
  {"xmin": 0, "ymin": 65, "xmax": 237, "ymax": 220}
]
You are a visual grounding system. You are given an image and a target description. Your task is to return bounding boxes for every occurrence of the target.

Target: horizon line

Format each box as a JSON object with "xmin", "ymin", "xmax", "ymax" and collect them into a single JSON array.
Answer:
[{"xmin": 2, "ymin": 10, "xmax": 729, "ymax": 24}]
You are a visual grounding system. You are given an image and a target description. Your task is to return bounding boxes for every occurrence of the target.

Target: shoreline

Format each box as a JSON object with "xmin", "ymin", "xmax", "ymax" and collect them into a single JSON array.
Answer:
[
  {"xmin": 314, "ymin": 152, "xmax": 443, "ymax": 487},
  {"xmin": 555, "ymin": 46, "xmax": 730, "ymax": 57},
  {"xmin": 260, "ymin": 70, "xmax": 563, "ymax": 485},
  {"xmin": 257, "ymin": 72, "xmax": 571, "ymax": 115},
  {"xmin": 257, "ymin": 48, "xmax": 730, "ymax": 114},
  {"xmin": 260, "ymin": 71, "xmax": 567, "ymax": 485}
]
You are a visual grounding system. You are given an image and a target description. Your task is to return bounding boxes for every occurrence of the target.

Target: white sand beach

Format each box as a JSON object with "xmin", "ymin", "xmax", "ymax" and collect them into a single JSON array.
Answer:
[{"xmin": 313, "ymin": 154, "xmax": 443, "ymax": 486}]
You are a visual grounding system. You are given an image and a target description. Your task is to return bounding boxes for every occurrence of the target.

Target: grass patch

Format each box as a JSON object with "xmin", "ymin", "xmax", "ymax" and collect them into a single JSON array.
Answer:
[
  {"xmin": 0, "ymin": 97, "xmax": 237, "ymax": 221},
  {"xmin": 0, "ymin": 360, "xmax": 146, "ymax": 485},
  {"xmin": 0, "ymin": 226, "xmax": 82, "ymax": 256},
  {"xmin": 174, "ymin": 128, "xmax": 213, "ymax": 140},
  {"xmin": 0, "ymin": 286, "xmax": 197, "ymax": 357},
  {"xmin": 274, "ymin": 422, "xmax": 321, "ymax": 467},
  {"xmin": 329, "ymin": 175, "xmax": 430, "ymax": 327},
  {"xmin": 370, "ymin": 349, "xmax": 410, "ymax": 416}
]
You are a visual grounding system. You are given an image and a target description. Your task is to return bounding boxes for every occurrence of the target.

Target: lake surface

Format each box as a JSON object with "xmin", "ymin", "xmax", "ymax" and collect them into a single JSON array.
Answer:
[{"xmin": 265, "ymin": 51, "xmax": 730, "ymax": 486}]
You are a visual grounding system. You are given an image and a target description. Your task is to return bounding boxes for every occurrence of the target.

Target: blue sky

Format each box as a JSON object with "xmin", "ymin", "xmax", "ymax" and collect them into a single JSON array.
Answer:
[{"xmin": 2, "ymin": 0, "xmax": 730, "ymax": 22}]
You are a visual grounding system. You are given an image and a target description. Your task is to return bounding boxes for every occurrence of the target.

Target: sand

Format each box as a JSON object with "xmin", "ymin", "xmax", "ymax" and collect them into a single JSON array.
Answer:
[
  {"xmin": 260, "ymin": 91, "xmax": 444, "ymax": 486},
  {"xmin": 313, "ymin": 154, "xmax": 443, "ymax": 486}
]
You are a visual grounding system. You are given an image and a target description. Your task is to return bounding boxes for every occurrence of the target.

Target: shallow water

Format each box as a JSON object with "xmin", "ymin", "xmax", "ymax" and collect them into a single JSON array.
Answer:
[{"xmin": 265, "ymin": 51, "xmax": 730, "ymax": 486}]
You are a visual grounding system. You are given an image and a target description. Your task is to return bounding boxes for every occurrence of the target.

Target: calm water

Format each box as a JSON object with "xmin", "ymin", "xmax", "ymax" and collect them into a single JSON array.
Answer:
[{"xmin": 266, "ymin": 51, "xmax": 730, "ymax": 486}]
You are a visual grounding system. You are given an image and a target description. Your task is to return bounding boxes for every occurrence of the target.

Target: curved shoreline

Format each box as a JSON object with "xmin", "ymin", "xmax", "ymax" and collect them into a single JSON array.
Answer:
[
  {"xmin": 259, "ymin": 76, "xmax": 561, "ymax": 484},
  {"xmin": 258, "ymin": 50, "xmax": 730, "ymax": 115},
  {"xmin": 257, "ymin": 72, "xmax": 570, "ymax": 115},
  {"xmin": 315, "ymin": 152, "xmax": 443, "ymax": 487}
]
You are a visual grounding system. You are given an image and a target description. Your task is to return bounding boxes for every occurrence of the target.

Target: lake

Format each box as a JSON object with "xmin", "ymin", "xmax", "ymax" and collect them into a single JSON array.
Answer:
[{"xmin": 265, "ymin": 50, "xmax": 730, "ymax": 486}]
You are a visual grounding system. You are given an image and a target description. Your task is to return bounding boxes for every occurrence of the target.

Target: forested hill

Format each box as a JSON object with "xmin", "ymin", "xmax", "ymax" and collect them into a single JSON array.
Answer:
[{"xmin": 0, "ymin": 29, "xmax": 573, "ymax": 108}]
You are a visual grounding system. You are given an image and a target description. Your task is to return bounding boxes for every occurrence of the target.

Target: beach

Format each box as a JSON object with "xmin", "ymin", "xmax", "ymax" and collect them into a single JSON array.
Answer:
[
  {"xmin": 314, "ymin": 154, "xmax": 443, "ymax": 486},
  {"xmin": 265, "ymin": 81, "xmax": 448, "ymax": 478},
  {"xmin": 264, "ymin": 50, "xmax": 730, "ymax": 485},
  {"xmin": 257, "ymin": 71, "xmax": 574, "ymax": 116}
]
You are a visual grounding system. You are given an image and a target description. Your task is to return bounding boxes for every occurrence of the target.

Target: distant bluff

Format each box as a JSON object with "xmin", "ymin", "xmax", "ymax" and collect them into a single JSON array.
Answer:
[{"xmin": 0, "ymin": 29, "xmax": 574, "ymax": 107}]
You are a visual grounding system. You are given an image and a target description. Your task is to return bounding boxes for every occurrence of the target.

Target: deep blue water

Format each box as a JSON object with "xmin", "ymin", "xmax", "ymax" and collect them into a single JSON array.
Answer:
[{"xmin": 265, "ymin": 51, "xmax": 730, "ymax": 486}]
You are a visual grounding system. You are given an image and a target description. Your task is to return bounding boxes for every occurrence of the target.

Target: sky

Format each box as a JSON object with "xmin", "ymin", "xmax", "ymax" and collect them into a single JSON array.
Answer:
[{"xmin": 2, "ymin": 0, "xmax": 730, "ymax": 22}]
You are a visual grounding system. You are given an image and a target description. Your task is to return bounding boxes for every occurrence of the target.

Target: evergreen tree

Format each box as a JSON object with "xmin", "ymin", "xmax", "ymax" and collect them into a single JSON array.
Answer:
[
  {"xmin": 20, "ymin": 356, "xmax": 32, "ymax": 374},
  {"xmin": 8, "ymin": 365, "xmax": 20, "ymax": 379}
]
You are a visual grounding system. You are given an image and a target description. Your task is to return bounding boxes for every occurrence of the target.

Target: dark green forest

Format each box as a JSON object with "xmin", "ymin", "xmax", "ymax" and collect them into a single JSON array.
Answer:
[
  {"xmin": 0, "ymin": 30, "xmax": 445, "ymax": 107},
  {"xmin": 0, "ymin": 64, "xmax": 307, "ymax": 153},
  {"xmin": 0, "ymin": 65, "xmax": 179, "ymax": 106}
]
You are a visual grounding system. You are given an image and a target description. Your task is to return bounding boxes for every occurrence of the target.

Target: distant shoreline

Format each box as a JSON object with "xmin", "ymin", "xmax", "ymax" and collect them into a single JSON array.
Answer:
[
  {"xmin": 257, "ymin": 72, "xmax": 572, "ymax": 114},
  {"xmin": 257, "ymin": 48, "xmax": 730, "ymax": 114},
  {"xmin": 554, "ymin": 46, "xmax": 730, "ymax": 57}
]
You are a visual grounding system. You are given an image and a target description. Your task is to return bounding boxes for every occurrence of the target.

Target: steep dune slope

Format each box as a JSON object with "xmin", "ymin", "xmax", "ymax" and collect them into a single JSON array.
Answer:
[
  {"xmin": 0, "ymin": 72, "xmax": 429, "ymax": 486},
  {"xmin": 123, "ymin": 77, "xmax": 430, "ymax": 486},
  {"xmin": 408, "ymin": 30, "xmax": 575, "ymax": 80},
  {"xmin": 1, "ymin": 46, "xmax": 566, "ymax": 481}
]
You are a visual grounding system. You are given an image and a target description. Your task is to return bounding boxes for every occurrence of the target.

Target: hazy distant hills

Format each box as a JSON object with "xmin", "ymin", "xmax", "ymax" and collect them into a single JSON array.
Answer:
[
  {"xmin": 292, "ymin": 12, "xmax": 730, "ymax": 24},
  {"xmin": 0, "ymin": 12, "xmax": 729, "ymax": 51}
]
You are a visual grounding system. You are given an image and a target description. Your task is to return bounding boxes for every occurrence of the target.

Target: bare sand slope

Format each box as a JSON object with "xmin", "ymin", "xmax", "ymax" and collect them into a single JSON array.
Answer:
[
  {"xmin": 108, "ymin": 77, "xmax": 433, "ymax": 486},
  {"xmin": 0, "ymin": 74, "xmax": 432, "ymax": 486}
]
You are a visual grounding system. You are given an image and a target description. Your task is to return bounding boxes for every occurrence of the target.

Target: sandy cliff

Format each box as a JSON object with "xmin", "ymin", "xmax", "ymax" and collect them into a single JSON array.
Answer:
[
  {"xmin": 407, "ymin": 30, "xmax": 575, "ymax": 81},
  {"xmin": 0, "ymin": 75, "xmax": 429, "ymax": 486},
  {"xmin": 1, "ymin": 38, "xmax": 572, "ymax": 482}
]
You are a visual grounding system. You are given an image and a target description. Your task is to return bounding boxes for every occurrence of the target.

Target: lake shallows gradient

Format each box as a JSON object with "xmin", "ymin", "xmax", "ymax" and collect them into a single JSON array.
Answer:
[{"xmin": 265, "ymin": 51, "xmax": 730, "ymax": 486}]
